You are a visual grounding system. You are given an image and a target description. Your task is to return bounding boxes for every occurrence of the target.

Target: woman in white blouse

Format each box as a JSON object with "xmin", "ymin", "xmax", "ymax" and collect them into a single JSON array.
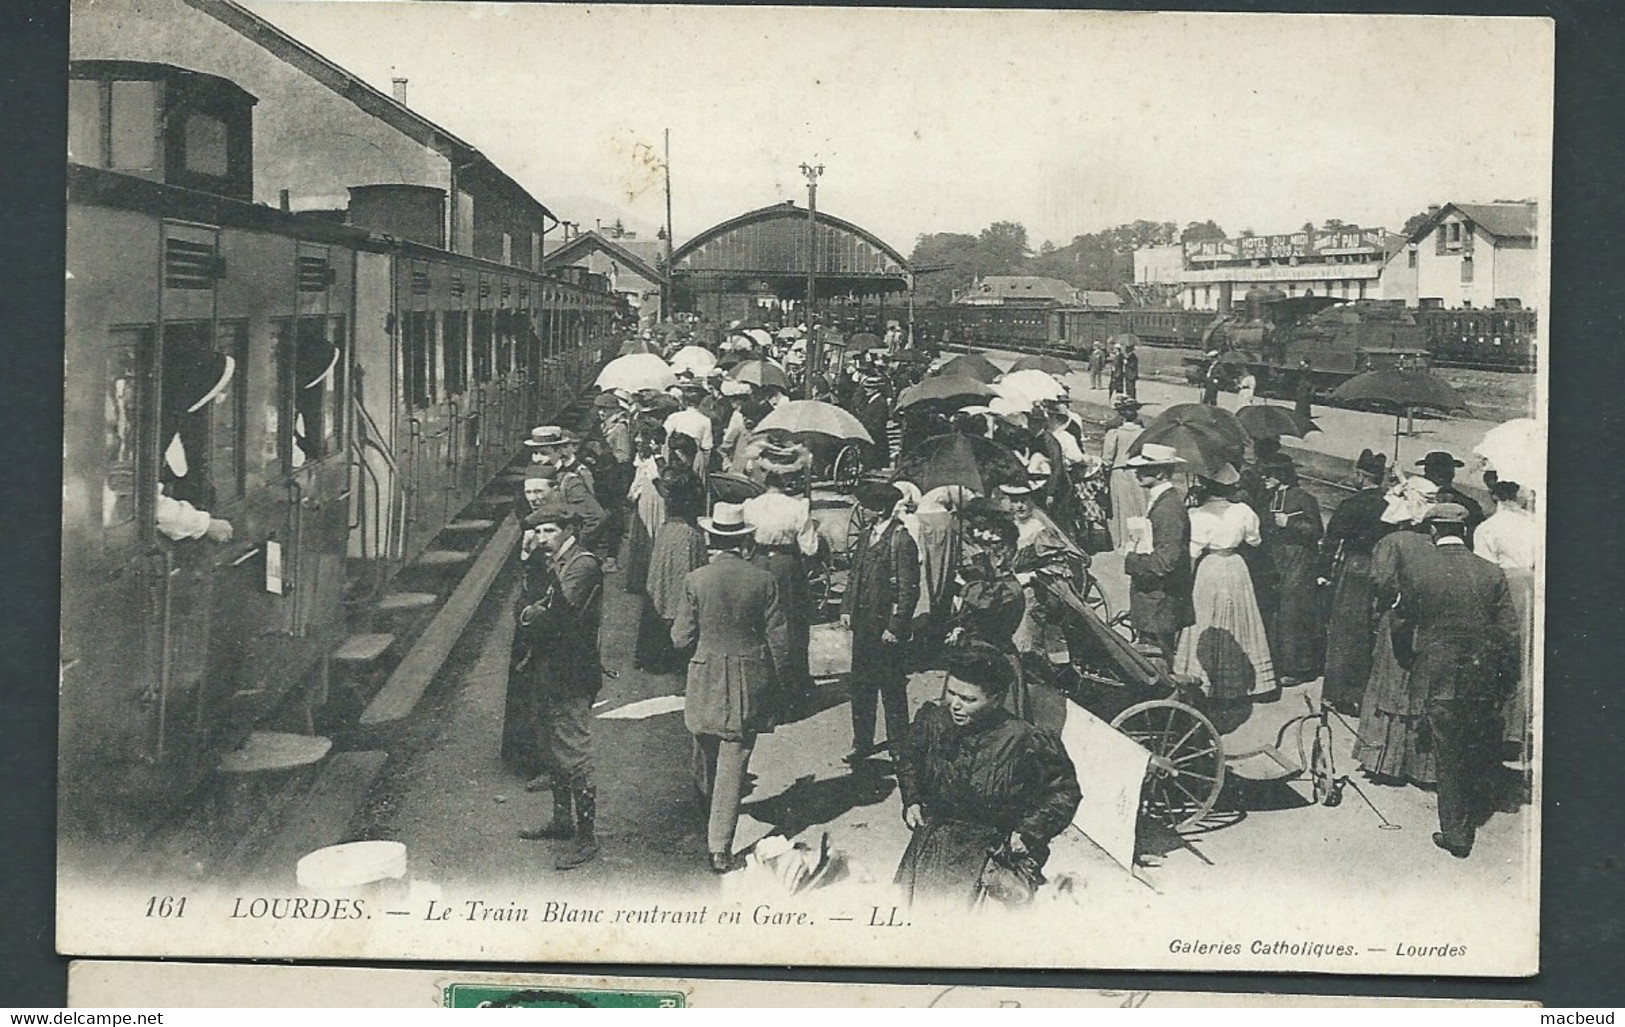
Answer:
[
  {"xmin": 1474, "ymin": 477, "xmax": 1537, "ymax": 759},
  {"xmin": 1172, "ymin": 464, "xmax": 1277, "ymax": 700}
]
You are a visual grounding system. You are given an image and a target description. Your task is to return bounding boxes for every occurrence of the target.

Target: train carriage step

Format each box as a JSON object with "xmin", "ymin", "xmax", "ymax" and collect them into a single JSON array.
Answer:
[
  {"xmin": 331, "ymin": 633, "xmax": 396, "ymax": 665},
  {"xmin": 360, "ymin": 516, "xmax": 520, "ymax": 734},
  {"xmin": 441, "ymin": 518, "xmax": 497, "ymax": 534},
  {"xmin": 375, "ymin": 591, "xmax": 440, "ymax": 613},
  {"xmin": 221, "ymin": 750, "xmax": 390, "ymax": 886},
  {"xmin": 218, "ymin": 731, "xmax": 332, "ymax": 775},
  {"xmin": 413, "ymin": 549, "xmax": 473, "ymax": 569}
]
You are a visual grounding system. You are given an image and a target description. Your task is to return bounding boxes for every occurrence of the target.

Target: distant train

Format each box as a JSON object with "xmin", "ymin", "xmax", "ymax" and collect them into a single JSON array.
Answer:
[
  {"xmin": 62, "ymin": 61, "xmax": 617, "ymax": 813},
  {"xmin": 908, "ymin": 298, "xmax": 1537, "ymax": 372}
]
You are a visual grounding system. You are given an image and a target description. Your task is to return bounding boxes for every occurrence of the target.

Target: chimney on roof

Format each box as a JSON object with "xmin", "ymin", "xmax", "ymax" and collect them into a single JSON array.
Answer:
[
  {"xmin": 392, "ymin": 78, "xmax": 408, "ymax": 103},
  {"xmin": 1427, "ymin": 204, "xmax": 1441, "ymax": 216}
]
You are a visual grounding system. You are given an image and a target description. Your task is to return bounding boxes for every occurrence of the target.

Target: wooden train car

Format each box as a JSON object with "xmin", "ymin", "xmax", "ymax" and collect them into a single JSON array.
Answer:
[{"xmin": 61, "ymin": 63, "xmax": 615, "ymax": 816}]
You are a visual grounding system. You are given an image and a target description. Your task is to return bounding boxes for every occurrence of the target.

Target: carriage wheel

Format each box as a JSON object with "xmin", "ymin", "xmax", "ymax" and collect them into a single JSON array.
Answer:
[
  {"xmin": 1110, "ymin": 699, "xmax": 1225, "ymax": 831},
  {"xmin": 805, "ymin": 554, "xmax": 832, "ymax": 618},
  {"xmin": 1080, "ymin": 574, "xmax": 1110, "ymax": 619},
  {"xmin": 831, "ymin": 444, "xmax": 863, "ymax": 492}
]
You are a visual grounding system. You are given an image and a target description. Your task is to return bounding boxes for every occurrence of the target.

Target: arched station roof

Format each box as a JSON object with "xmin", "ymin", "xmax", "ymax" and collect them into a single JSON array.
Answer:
[{"xmin": 671, "ymin": 201, "xmax": 911, "ymax": 284}]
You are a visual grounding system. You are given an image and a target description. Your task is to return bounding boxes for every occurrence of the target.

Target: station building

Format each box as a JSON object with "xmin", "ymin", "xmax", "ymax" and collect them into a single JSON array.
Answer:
[
  {"xmin": 1175, "ymin": 225, "xmax": 1403, "ymax": 311},
  {"xmin": 544, "ymin": 227, "xmax": 667, "ymax": 325},
  {"xmin": 70, "ymin": 0, "xmax": 557, "ymax": 269},
  {"xmin": 1379, "ymin": 202, "xmax": 1539, "ymax": 309}
]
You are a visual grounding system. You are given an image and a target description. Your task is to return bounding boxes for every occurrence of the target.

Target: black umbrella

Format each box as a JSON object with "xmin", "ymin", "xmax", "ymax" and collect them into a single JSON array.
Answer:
[
  {"xmin": 892, "ymin": 433, "xmax": 1027, "ymax": 495},
  {"xmin": 1128, "ymin": 421, "xmax": 1241, "ymax": 479},
  {"xmin": 1331, "ymin": 369, "xmax": 1469, "ymax": 467},
  {"xmin": 847, "ymin": 332, "xmax": 884, "ymax": 352},
  {"xmin": 896, "ymin": 374, "xmax": 996, "ymax": 411},
  {"xmin": 936, "ymin": 353, "xmax": 1001, "ymax": 383},
  {"xmin": 1236, "ymin": 404, "xmax": 1318, "ymax": 440},
  {"xmin": 1142, "ymin": 403, "xmax": 1249, "ymax": 455},
  {"xmin": 1010, "ymin": 354, "xmax": 1072, "ymax": 376}
]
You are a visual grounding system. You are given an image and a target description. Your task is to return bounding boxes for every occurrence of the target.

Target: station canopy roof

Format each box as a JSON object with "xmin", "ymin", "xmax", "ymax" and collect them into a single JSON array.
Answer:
[{"xmin": 670, "ymin": 201, "xmax": 911, "ymax": 297}]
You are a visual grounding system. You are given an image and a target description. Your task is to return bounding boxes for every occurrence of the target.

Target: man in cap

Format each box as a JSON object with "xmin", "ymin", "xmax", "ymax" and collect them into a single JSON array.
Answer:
[
  {"xmin": 670, "ymin": 502, "xmax": 791, "ymax": 872},
  {"xmin": 1200, "ymin": 350, "xmax": 1224, "ymax": 406},
  {"xmin": 525, "ymin": 426, "xmax": 605, "ymax": 545},
  {"xmin": 1416, "ymin": 451, "xmax": 1485, "ymax": 543},
  {"xmin": 1121, "ymin": 443, "xmax": 1194, "ymax": 662},
  {"xmin": 1088, "ymin": 341, "xmax": 1106, "ymax": 390},
  {"xmin": 842, "ymin": 479, "xmax": 921, "ymax": 762},
  {"xmin": 514, "ymin": 500, "xmax": 606, "ymax": 870},
  {"xmin": 1391, "ymin": 503, "xmax": 1520, "ymax": 858}
]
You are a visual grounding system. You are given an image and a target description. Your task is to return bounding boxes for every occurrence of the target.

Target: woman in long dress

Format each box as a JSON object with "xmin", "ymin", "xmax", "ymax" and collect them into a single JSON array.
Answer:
[
  {"xmin": 1317, "ymin": 450, "xmax": 1392, "ymax": 714},
  {"xmin": 1353, "ymin": 476, "xmax": 1442, "ymax": 782},
  {"xmin": 1173, "ymin": 467, "xmax": 1276, "ymax": 700},
  {"xmin": 637, "ymin": 467, "xmax": 706, "ymax": 673},
  {"xmin": 1474, "ymin": 478, "xmax": 1538, "ymax": 759},
  {"xmin": 1257, "ymin": 457, "xmax": 1324, "ymax": 685},
  {"xmin": 895, "ymin": 646, "xmax": 1081, "ymax": 909},
  {"xmin": 740, "ymin": 442, "xmax": 820, "ymax": 707},
  {"xmin": 1100, "ymin": 399, "xmax": 1147, "ymax": 551},
  {"xmin": 623, "ymin": 422, "xmax": 667, "ymax": 595}
]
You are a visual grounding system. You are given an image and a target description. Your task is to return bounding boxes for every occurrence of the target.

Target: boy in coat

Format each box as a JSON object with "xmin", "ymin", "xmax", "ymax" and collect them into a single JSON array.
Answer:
[
  {"xmin": 670, "ymin": 502, "xmax": 791, "ymax": 873},
  {"xmin": 1121, "ymin": 444, "xmax": 1194, "ymax": 663}
]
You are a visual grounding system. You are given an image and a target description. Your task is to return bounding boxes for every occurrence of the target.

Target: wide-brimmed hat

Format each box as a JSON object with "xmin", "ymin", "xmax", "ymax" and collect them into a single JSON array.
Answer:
[
  {"xmin": 1417, "ymin": 450, "xmax": 1465, "ymax": 471},
  {"xmin": 592, "ymin": 390, "xmax": 630, "ymax": 410},
  {"xmin": 523, "ymin": 425, "xmax": 580, "ymax": 448},
  {"xmin": 1111, "ymin": 394, "xmax": 1143, "ymax": 411},
  {"xmin": 855, "ymin": 478, "xmax": 903, "ymax": 512},
  {"xmin": 998, "ymin": 453, "xmax": 1053, "ymax": 495},
  {"xmin": 699, "ymin": 500, "xmax": 755, "ymax": 538},
  {"xmin": 746, "ymin": 433, "xmax": 812, "ymax": 476},
  {"xmin": 1123, "ymin": 443, "xmax": 1186, "ymax": 468},
  {"xmin": 1356, "ymin": 448, "xmax": 1388, "ymax": 478},
  {"xmin": 1200, "ymin": 462, "xmax": 1241, "ymax": 487}
]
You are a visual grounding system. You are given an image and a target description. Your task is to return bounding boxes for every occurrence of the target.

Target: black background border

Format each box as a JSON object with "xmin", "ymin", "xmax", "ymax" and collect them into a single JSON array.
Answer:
[{"xmin": 5, "ymin": 0, "xmax": 1620, "ymax": 1007}]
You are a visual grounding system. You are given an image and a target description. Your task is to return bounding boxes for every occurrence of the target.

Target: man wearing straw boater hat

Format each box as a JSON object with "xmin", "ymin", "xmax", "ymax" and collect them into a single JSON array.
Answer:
[
  {"xmin": 524, "ymin": 425, "xmax": 605, "ymax": 546},
  {"xmin": 670, "ymin": 501, "xmax": 791, "ymax": 873},
  {"xmin": 1121, "ymin": 442, "xmax": 1194, "ymax": 662},
  {"xmin": 513, "ymin": 499, "xmax": 605, "ymax": 870}
]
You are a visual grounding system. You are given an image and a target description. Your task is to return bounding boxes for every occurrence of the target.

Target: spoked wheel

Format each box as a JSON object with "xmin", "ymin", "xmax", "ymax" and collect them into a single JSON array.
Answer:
[
  {"xmin": 1079, "ymin": 574, "xmax": 1110, "ymax": 619},
  {"xmin": 1309, "ymin": 715, "xmax": 1341, "ymax": 807},
  {"xmin": 844, "ymin": 500, "xmax": 875, "ymax": 563},
  {"xmin": 831, "ymin": 444, "xmax": 863, "ymax": 492},
  {"xmin": 1110, "ymin": 699, "xmax": 1225, "ymax": 831},
  {"xmin": 805, "ymin": 554, "xmax": 832, "ymax": 618}
]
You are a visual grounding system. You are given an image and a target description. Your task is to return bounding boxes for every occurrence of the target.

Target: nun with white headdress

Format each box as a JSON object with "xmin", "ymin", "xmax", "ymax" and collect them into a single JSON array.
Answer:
[{"xmin": 154, "ymin": 338, "xmax": 236, "ymax": 543}]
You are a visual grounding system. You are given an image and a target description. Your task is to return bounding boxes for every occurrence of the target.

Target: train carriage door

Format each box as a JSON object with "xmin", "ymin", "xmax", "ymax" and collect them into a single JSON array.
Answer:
[
  {"xmin": 278, "ymin": 241, "xmax": 350, "ymax": 645},
  {"xmin": 443, "ymin": 272, "xmax": 474, "ymax": 504},
  {"xmin": 512, "ymin": 283, "xmax": 535, "ymax": 454},
  {"xmin": 496, "ymin": 277, "xmax": 520, "ymax": 444},
  {"xmin": 472, "ymin": 276, "xmax": 499, "ymax": 474},
  {"xmin": 401, "ymin": 259, "xmax": 442, "ymax": 556}
]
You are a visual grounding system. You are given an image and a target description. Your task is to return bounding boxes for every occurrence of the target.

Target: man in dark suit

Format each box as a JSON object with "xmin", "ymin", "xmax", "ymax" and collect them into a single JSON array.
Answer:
[
  {"xmin": 1121, "ymin": 443, "xmax": 1194, "ymax": 663},
  {"xmin": 1392, "ymin": 503, "xmax": 1520, "ymax": 858},
  {"xmin": 671, "ymin": 501, "xmax": 791, "ymax": 873},
  {"xmin": 514, "ymin": 500, "xmax": 606, "ymax": 870},
  {"xmin": 842, "ymin": 479, "xmax": 921, "ymax": 762}
]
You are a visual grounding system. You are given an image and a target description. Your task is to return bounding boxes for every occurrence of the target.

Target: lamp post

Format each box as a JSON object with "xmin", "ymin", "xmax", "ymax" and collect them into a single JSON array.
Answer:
[{"xmin": 799, "ymin": 162, "xmax": 823, "ymax": 397}]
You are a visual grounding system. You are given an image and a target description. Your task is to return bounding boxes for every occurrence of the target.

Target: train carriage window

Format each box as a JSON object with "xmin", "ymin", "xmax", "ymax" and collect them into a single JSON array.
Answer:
[
  {"xmin": 472, "ymin": 309, "xmax": 494, "ymax": 383},
  {"xmin": 68, "ymin": 79, "xmax": 103, "ymax": 165},
  {"xmin": 183, "ymin": 113, "xmax": 229, "ymax": 177},
  {"xmin": 109, "ymin": 79, "xmax": 158, "ymax": 172},
  {"xmin": 286, "ymin": 315, "xmax": 345, "ymax": 466},
  {"xmin": 443, "ymin": 309, "xmax": 468, "ymax": 395},
  {"xmin": 403, "ymin": 310, "xmax": 436, "ymax": 410},
  {"xmin": 158, "ymin": 322, "xmax": 228, "ymax": 510},
  {"xmin": 210, "ymin": 321, "xmax": 248, "ymax": 502},
  {"xmin": 102, "ymin": 329, "xmax": 146, "ymax": 529},
  {"xmin": 495, "ymin": 309, "xmax": 515, "ymax": 376}
]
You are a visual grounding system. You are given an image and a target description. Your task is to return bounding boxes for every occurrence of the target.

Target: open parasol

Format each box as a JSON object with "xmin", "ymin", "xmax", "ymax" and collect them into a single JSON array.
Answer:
[
  {"xmin": 597, "ymin": 353, "xmax": 677, "ymax": 393},
  {"xmin": 1473, "ymin": 417, "xmax": 1544, "ymax": 493},
  {"xmin": 1142, "ymin": 403, "xmax": 1248, "ymax": 455},
  {"xmin": 669, "ymin": 345, "xmax": 719, "ymax": 375},
  {"xmin": 994, "ymin": 368, "xmax": 1068, "ymax": 406},
  {"xmin": 1009, "ymin": 354, "xmax": 1073, "ymax": 376},
  {"xmin": 892, "ymin": 433, "xmax": 1027, "ymax": 495},
  {"xmin": 728, "ymin": 359, "xmax": 791, "ymax": 391},
  {"xmin": 1236, "ymin": 404, "xmax": 1318, "ymax": 440},
  {"xmin": 742, "ymin": 328, "xmax": 774, "ymax": 348},
  {"xmin": 754, "ymin": 399, "xmax": 873, "ymax": 444},
  {"xmin": 846, "ymin": 332, "xmax": 884, "ymax": 352},
  {"xmin": 896, "ymin": 374, "xmax": 995, "ymax": 411},
  {"xmin": 775, "ymin": 326, "xmax": 804, "ymax": 340},
  {"xmin": 1331, "ymin": 369, "xmax": 1469, "ymax": 467},
  {"xmin": 1128, "ymin": 421, "xmax": 1243, "ymax": 478},
  {"xmin": 936, "ymin": 353, "xmax": 1001, "ymax": 383}
]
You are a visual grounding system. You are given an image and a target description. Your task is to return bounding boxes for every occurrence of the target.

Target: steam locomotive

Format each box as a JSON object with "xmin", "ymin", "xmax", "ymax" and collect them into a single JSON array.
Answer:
[{"xmin": 61, "ymin": 61, "xmax": 617, "ymax": 816}]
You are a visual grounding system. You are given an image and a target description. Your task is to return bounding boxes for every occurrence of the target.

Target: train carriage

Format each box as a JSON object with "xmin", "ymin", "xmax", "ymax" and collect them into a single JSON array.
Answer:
[{"xmin": 62, "ymin": 62, "xmax": 616, "ymax": 819}]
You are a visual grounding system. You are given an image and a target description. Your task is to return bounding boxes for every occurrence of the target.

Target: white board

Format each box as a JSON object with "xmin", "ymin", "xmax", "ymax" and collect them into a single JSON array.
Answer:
[{"xmin": 1059, "ymin": 699, "xmax": 1151, "ymax": 873}]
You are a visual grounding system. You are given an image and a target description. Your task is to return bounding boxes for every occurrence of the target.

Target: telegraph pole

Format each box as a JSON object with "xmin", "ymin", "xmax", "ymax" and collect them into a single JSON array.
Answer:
[
  {"xmin": 663, "ymin": 129, "xmax": 674, "ymax": 323},
  {"xmin": 799, "ymin": 161, "xmax": 823, "ymax": 397}
]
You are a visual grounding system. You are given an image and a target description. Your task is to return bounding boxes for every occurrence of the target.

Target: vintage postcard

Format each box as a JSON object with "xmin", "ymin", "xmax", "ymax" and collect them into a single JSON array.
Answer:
[
  {"xmin": 66, "ymin": 962, "xmax": 1539, "ymax": 1008},
  {"xmin": 58, "ymin": 2, "xmax": 1549, "ymax": 973}
]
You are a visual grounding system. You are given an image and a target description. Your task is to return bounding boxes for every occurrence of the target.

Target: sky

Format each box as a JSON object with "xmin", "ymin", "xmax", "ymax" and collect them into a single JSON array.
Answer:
[{"xmin": 244, "ymin": 3, "xmax": 1553, "ymax": 252}]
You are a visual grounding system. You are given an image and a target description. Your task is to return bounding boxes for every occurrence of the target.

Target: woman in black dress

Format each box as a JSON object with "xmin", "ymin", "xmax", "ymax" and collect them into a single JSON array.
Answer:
[{"xmin": 894, "ymin": 646, "xmax": 1081, "ymax": 908}]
